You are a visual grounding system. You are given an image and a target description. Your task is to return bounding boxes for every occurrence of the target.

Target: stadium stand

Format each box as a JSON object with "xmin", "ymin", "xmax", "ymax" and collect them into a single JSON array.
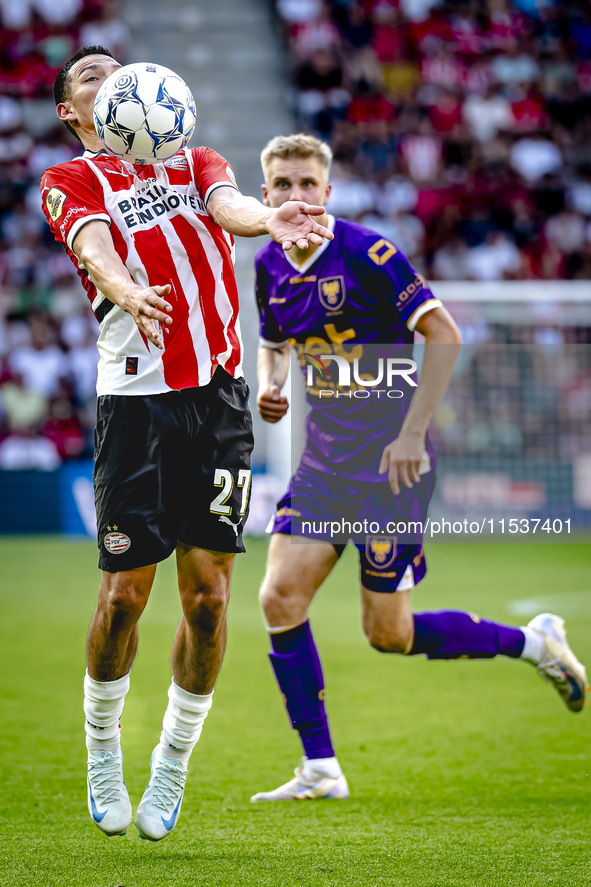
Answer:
[
  {"xmin": 271, "ymin": 0, "xmax": 591, "ymax": 281},
  {"xmin": 269, "ymin": 0, "xmax": 591, "ymax": 530},
  {"xmin": 0, "ymin": 0, "xmax": 588, "ymax": 535},
  {"xmin": 0, "ymin": 0, "xmax": 129, "ymax": 468}
]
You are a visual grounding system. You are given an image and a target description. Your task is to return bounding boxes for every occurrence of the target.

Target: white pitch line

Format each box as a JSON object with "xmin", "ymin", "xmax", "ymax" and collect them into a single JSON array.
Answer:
[{"xmin": 508, "ymin": 591, "xmax": 591, "ymax": 619}]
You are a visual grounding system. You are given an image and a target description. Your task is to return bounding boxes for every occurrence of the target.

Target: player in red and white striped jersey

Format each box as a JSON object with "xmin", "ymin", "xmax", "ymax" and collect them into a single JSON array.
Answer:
[
  {"xmin": 42, "ymin": 46, "xmax": 334, "ymax": 842},
  {"xmin": 42, "ymin": 145, "xmax": 246, "ymax": 394}
]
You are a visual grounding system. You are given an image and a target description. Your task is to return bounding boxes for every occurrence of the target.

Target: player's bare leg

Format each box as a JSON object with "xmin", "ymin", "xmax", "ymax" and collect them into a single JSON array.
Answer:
[
  {"xmin": 361, "ymin": 586, "xmax": 587, "ymax": 711},
  {"xmin": 361, "ymin": 586, "xmax": 413, "ymax": 653},
  {"xmin": 251, "ymin": 535, "xmax": 349, "ymax": 802},
  {"xmin": 261, "ymin": 533, "xmax": 337, "ymax": 628},
  {"xmin": 171, "ymin": 544, "xmax": 234, "ymax": 694},
  {"xmin": 84, "ymin": 565, "xmax": 156, "ymax": 837},
  {"xmin": 87, "ymin": 565, "xmax": 157, "ymax": 681},
  {"xmin": 136, "ymin": 545, "xmax": 234, "ymax": 841}
]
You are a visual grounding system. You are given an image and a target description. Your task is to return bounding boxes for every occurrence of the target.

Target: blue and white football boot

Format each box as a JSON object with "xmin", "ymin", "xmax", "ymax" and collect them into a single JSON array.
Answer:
[
  {"xmin": 250, "ymin": 757, "xmax": 349, "ymax": 802},
  {"xmin": 87, "ymin": 746, "xmax": 132, "ymax": 836},
  {"xmin": 527, "ymin": 613, "xmax": 588, "ymax": 713},
  {"xmin": 135, "ymin": 746, "xmax": 187, "ymax": 841}
]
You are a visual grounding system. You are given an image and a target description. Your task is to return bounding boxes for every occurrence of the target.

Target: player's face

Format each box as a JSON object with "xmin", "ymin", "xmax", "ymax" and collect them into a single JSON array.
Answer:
[
  {"xmin": 57, "ymin": 55, "xmax": 122, "ymax": 133},
  {"xmin": 262, "ymin": 157, "xmax": 331, "ymax": 208}
]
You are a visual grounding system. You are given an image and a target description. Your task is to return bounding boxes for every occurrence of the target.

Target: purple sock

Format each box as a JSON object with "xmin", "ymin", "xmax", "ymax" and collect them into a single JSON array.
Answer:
[
  {"xmin": 410, "ymin": 610, "xmax": 525, "ymax": 660},
  {"xmin": 269, "ymin": 621, "xmax": 335, "ymax": 760}
]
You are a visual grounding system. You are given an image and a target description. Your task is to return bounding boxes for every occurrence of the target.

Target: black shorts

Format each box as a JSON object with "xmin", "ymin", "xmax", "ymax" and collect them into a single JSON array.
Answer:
[{"xmin": 94, "ymin": 369, "xmax": 254, "ymax": 572}]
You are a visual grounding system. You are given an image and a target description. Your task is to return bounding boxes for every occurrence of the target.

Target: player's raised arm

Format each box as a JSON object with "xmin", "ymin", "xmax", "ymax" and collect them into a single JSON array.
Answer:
[
  {"xmin": 207, "ymin": 188, "xmax": 333, "ymax": 251},
  {"xmin": 379, "ymin": 306, "xmax": 462, "ymax": 495},
  {"xmin": 257, "ymin": 341, "xmax": 290, "ymax": 423},
  {"xmin": 72, "ymin": 220, "xmax": 173, "ymax": 350}
]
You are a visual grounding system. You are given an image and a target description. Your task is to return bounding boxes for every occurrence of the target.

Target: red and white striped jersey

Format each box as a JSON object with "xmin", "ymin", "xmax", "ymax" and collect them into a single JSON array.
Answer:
[{"xmin": 40, "ymin": 147, "xmax": 243, "ymax": 396}]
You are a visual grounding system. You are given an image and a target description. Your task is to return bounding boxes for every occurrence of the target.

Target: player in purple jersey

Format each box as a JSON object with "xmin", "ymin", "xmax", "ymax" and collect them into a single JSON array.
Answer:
[{"xmin": 249, "ymin": 135, "xmax": 588, "ymax": 802}]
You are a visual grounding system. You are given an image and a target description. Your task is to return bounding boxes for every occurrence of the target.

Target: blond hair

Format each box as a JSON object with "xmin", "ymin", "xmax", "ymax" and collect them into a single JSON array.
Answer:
[{"xmin": 261, "ymin": 134, "xmax": 333, "ymax": 180}]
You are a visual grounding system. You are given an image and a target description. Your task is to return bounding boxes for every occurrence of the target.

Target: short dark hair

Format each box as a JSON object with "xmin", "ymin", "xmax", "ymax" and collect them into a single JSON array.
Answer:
[{"xmin": 54, "ymin": 45, "xmax": 116, "ymax": 140}]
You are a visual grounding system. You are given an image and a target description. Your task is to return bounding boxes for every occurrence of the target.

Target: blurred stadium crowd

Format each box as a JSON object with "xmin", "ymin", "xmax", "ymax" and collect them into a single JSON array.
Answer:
[
  {"xmin": 0, "ymin": 0, "xmax": 589, "ymax": 472},
  {"xmin": 273, "ymin": 0, "xmax": 591, "ymax": 280},
  {"xmin": 429, "ymin": 343, "xmax": 591, "ymax": 461},
  {"xmin": 0, "ymin": 0, "xmax": 128, "ymax": 468}
]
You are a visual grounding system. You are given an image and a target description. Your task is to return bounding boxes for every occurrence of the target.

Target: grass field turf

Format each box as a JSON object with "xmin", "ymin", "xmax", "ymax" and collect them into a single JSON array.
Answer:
[{"xmin": 0, "ymin": 537, "xmax": 590, "ymax": 887}]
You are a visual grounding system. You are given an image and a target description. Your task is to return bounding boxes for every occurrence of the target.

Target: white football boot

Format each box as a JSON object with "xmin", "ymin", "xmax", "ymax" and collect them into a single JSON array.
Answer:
[
  {"xmin": 135, "ymin": 746, "xmax": 187, "ymax": 841},
  {"xmin": 87, "ymin": 747, "xmax": 132, "ymax": 836},
  {"xmin": 250, "ymin": 757, "xmax": 349, "ymax": 802},
  {"xmin": 527, "ymin": 613, "xmax": 588, "ymax": 713}
]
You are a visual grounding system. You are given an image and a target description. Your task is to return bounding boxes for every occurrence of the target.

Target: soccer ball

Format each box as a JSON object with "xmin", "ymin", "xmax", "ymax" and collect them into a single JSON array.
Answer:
[{"xmin": 93, "ymin": 63, "xmax": 196, "ymax": 164}]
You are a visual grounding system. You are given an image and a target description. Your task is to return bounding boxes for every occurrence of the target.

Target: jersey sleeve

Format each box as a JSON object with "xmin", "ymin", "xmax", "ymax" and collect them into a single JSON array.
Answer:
[
  {"xmin": 40, "ymin": 162, "xmax": 110, "ymax": 253},
  {"xmin": 255, "ymin": 257, "xmax": 288, "ymax": 347},
  {"xmin": 190, "ymin": 147, "xmax": 240, "ymax": 206},
  {"xmin": 358, "ymin": 236, "xmax": 442, "ymax": 331}
]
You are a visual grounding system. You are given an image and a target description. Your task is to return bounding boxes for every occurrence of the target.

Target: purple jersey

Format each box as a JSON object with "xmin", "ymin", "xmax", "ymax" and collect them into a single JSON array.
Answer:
[{"xmin": 255, "ymin": 216, "xmax": 442, "ymax": 482}]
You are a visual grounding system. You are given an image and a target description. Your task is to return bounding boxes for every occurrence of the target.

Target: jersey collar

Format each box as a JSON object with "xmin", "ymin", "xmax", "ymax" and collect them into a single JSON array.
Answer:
[{"xmin": 282, "ymin": 214, "xmax": 335, "ymax": 274}]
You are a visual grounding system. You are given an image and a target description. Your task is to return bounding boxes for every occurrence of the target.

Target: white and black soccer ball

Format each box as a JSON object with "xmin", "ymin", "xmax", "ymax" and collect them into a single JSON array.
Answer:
[{"xmin": 93, "ymin": 63, "xmax": 196, "ymax": 164}]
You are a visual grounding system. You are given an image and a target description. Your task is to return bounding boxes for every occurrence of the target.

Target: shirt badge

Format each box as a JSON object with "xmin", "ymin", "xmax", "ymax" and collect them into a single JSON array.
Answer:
[
  {"xmin": 46, "ymin": 187, "xmax": 67, "ymax": 222},
  {"xmin": 368, "ymin": 239, "xmax": 397, "ymax": 265},
  {"xmin": 318, "ymin": 275, "xmax": 346, "ymax": 311},
  {"xmin": 104, "ymin": 530, "xmax": 131, "ymax": 554},
  {"xmin": 365, "ymin": 536, "xmax": 397, "ymax": 569},
  {"xmin": 164, "ymin": 155, "xmax": 188, "ymax": 169}
]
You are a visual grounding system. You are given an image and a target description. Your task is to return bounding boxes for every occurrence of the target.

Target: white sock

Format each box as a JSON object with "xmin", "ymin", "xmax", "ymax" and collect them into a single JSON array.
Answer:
[
  {"xmin": 84, "ymin": 670, "xmax": 130, "ymax": 755},
  {"xmin": 519, "ymin": 626, "xmax": 545, "ymax": 665},
  {"xmin": 303, "ymin": 756, "xmax": 342, "ymax": 780},
  {"xmin": 159, "ymin": 680, "xmax": 213, "ymax": 766}
]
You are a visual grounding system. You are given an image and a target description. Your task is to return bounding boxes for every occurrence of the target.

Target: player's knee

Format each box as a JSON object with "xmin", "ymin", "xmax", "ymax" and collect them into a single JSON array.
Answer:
[
  {"xmin": 180, "ymin": 581, "xmax": 229, "ymax": 634},
  {"xmin": 259, "ymin": 576, "xmax": 301, "ymax": 623},
  {"xmin": 365, "ymin": 624, "xmax": 411, "ymax": 655},
  {"xmin": 188, "ymin": 592, "xmax": 228, "ymax": 636},
  {"xmin": 102, "ymin": 578, "xmax": 150, "ymax": 624},
  {"xmin": 259, "ymin": 578, "xmax": 278, "ymax": 613}
]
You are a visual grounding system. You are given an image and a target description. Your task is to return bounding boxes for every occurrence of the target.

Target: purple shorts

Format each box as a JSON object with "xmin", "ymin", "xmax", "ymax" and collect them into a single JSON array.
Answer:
[{"xmin": 269, "ymin": 466, "xmax": 430, "ymax": 593}]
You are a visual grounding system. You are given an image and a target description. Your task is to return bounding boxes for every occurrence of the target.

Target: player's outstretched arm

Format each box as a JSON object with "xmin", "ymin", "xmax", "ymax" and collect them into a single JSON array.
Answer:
[
  {"xmin": 379, "ymin": 306, "xmax": 462, "ymax": 495},
  {"xmin": 257, "ymin": 342, "xmax": 290, "ymax": 423},
  {"xmin": 207, "ymin": 189, "xmax": 333, "ymax": 251},
  {"xmin": 73, "ymin": 221, "xmax": 173, "ymax": 350},
  {"xmin": 265, "ymin": 201, "xmax": 334, "ymax": 251}
]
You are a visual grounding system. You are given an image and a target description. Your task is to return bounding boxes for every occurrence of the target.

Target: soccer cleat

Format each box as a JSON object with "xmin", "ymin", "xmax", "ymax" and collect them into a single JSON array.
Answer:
[
  {"xmin": 87, "ymin": 746, "xmax": 132, "ymax": 836},
  {"xmin": 528, "ymin": 613, "xmax": 589, "ymax": 713},
  {"xmin": 250, "ymin": 758, "xmax": 349, "ymax": 802},
  {"xmin": 135, "ymin": 746, "xmax": 187, "ymax": 842}
]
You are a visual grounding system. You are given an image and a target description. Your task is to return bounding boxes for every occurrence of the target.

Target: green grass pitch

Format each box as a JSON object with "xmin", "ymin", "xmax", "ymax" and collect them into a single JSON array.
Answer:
[{"xmin": 0, "ymin": 537, "xmax": 590, "ymax": 887}]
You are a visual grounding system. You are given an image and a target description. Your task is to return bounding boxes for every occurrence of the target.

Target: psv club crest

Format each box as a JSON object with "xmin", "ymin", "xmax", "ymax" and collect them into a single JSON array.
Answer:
[
  {"xmin": 104, "ymin": 529, "xmax": 131, "ymax": 554},
  {"xmin": 318, "ymin": 276, "xmax": 346, "ymax": 311},
  {"xmin": 365, "ymin": 536, "xmax": 397, "ymax": 569}
]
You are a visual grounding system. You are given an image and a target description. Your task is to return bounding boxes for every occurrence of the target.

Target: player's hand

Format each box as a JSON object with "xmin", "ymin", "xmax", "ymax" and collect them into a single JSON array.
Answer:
[
  {"xmin": 267, "ymin": 202, "xmax": 334, "ymax": 252},
  {"xmin": 379, "ymin": 432, "xmax": 424, "ymax": 496},
  {"xmin": 125, "ymin": 285, "xmax": 173, "ymax": 350},
  {"xmin": 257, "ymin": 386, "xmax": 289, "ymax": 423}
]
